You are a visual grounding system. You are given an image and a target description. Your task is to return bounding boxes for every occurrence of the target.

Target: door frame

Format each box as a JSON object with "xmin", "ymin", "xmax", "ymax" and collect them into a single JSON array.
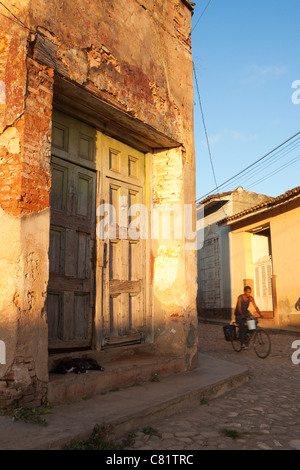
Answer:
[{"xmin": 49, "ymin": 108, "xmax": 153, "ymax": 352}]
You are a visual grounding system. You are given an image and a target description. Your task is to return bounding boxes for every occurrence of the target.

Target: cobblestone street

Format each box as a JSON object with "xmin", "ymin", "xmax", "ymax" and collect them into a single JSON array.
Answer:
[{"xmin": 127, "ymin": 322, "xmax": 300, "ymax": 451}]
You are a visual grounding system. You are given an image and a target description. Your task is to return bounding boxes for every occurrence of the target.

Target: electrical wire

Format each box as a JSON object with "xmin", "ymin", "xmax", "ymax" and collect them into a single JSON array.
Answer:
[
  {"xmin": 206, "ymin": 136, "xmax": 300, "ymax": 195},
  {"xmin": 192, "ymin": 0, "xmax": 227, "ymax": 216},
  {"xmin": 198, "ymin": 131, "xmax": 300, "ymax": 199},
  {"xmin": 193, "ymin": 60, "xmax": 229, "ymax": 217},
  {"xmin": 232, "ymin": 138, "xmax": 300, "ymax": 190},
  {"xmin": 0, "ymin": 1, "xmax": 32, "ymax": 31},
  {"xmin": 191, "ymin": 0, "xmax": 300, "ymax": 203},
  {"xmin": 196, "ymin": 130, "xmax": 300, "ymax": 202},
  {"xmin": 193, "ymin": 62, "xmax": 220, "ymax": 195},
  {"xmin": 245, "ymin": 153, "xmax": 300, "ymax": 191},
  {"xmin": 191, "ymin": 0, "xmax": 213, "ymax": 33}
]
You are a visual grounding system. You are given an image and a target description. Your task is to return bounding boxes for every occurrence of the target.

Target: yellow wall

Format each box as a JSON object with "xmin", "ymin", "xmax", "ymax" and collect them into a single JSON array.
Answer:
[
  {"xmin": 271, "ymin": 206, "xmax": 300, "ymax": 325},
  {"xmin": 230, "ymin": 203, "xmax": 300, "ymax": 326}
]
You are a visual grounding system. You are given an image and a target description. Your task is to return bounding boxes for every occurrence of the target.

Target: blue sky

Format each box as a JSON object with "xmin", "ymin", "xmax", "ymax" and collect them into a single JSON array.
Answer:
[{"xmin": 191, "ymin": 0, "xmax": 300, "ymax": 201}]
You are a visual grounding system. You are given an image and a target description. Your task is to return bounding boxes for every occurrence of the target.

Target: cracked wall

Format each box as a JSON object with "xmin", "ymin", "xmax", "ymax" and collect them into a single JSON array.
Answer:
[
  {"xmin": 0, "ymin": 0, "xmax": 197, "ymax": 406},
  {"xmin": 27, "ymin": 0, "xmax": 194, "ymax": 149},
  {"xmin": 0, "ymin": 13, "xmax": 52, "ymax": 407}
]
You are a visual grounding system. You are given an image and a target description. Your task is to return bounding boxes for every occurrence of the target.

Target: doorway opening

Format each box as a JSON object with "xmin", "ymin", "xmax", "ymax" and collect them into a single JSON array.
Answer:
[{"xmin": 251, "ymin": 225, "xmax": 274, "ymax": 317}]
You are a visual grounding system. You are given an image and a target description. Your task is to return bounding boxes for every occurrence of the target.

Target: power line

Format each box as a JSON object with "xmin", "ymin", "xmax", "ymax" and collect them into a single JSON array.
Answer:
[
  {"xmin": 196, "ymin": 130, "xmax": 300, "ymax": 202},
  {"xmin": 245, "ymin": 153, "xmax": 300, "ymax": 191},
  {"xmin": 193, "ymin": 62, "xmax": 221, "ymax": 198},
  {"xmin": 0, "ymin": 1, "xmax": 32, "ymax": 31},
  {"xmin": 191, "ymin": 0, "xmax": 227, "ymax": 213},
  {"xmin": 191, "ymin": 0, "xmax": 213, "ymax": 33},
  {"xmin": 208, "ymin": 136, "xmax": 300, "ymax": 195},
  {"xmin": 233, "ymin": 138, "xmax": 300, "ymax": 190},
  {"xmin": 191, "ymin": 0, "xmax": 300, "ymax": 202},
  {"xmin": 193, "ymin": 60, "xmax": 229, "ymax": 217}
]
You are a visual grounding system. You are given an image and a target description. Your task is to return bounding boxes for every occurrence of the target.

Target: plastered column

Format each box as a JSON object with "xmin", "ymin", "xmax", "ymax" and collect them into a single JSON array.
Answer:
[{"xmin": 151, "ymin": 146, "xmax": 198, "ymax": 371}]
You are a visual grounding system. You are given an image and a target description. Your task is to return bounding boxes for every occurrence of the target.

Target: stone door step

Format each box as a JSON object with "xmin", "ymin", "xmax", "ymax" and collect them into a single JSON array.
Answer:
[{"xmin": 0, "ymin": 353, "xmax": 249, "ymax": 450}]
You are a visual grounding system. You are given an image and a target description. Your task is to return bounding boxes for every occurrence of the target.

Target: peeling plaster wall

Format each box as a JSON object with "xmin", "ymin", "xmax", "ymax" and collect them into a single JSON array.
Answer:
[
  {"xmin": 152, "ymin": 147, "xmax": 198, "ymax": 369},
  {"xmin": 0, "ymin": 208, "xmax": 49, "ymax": 408},
  {"xmin": 0, "ymin": 12, "xmax": 53, "ymax": 406},
  {"xmin": 27, "ymin": 0, "xmax": 194, "ymax": 149},
  {"xmin": 0, "ymin": 0, "xmax": 198, "ymax": 406}
]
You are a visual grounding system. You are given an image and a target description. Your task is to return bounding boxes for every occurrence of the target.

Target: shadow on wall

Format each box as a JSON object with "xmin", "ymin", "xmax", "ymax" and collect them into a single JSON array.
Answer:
[{"xmin": 196, "ymin": 227, "xmax": 232, "ymax": 321}]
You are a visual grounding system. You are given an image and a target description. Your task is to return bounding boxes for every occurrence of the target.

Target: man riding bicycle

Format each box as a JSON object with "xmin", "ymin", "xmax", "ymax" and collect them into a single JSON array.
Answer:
[{"xmin": 235, "ymin": 286, "xmax": 263, "ymax": 349}]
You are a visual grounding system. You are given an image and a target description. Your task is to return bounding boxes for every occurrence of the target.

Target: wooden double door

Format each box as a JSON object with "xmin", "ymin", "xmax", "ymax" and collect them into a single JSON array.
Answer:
[{"xmin": 47, "ymin": 111, "xmax": 146, "ymax": 350}]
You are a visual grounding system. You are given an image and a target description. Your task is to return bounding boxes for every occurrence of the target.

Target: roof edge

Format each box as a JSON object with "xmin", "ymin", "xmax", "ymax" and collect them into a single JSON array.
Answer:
[
  {"xmin": 197, "ymin": 190, "xmax": 234, "ymax": 206},
  {"xmin": 217, "ymin": 186, "xmax": 300, "ymax": 226},
  {"xmin": 180, "ymin": 0, "xmax": 195, "ymax": 12}
]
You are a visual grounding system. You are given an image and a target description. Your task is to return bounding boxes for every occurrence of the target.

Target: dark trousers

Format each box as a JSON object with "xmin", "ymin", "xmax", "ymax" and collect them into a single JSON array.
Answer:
[{"xmin": 235, "ymin": 315, "xmax": 246, "ymax": 345}]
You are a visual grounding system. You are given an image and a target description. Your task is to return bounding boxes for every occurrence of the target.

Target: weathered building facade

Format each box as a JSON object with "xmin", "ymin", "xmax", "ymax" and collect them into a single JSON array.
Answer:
[
  {"xmin": 0, "ymin": 0, "xmax": 198, "ymax": 408},
  {"xmin": 197, "ymin": 187, "xmax": 270, "ymax": 320}
]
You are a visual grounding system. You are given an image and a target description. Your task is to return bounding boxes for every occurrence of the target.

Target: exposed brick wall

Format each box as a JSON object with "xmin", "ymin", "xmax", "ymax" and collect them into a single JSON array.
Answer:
[
  {"xmin": 152, "ymin": 148, "xmax": 183, "ymax": 206},
  {"xmin": 0, "ymin": 58, "xmax": 53, "ymax": 216},
  {"xmin": 0, "ymin": 358, "xmax": 47, "ymax": 409},
  {"xmin": 0, "ymin": 52, "xmax": 52, "ymax": 407},
  {"xmin": 20, "ymin": 59, "xmax": 54, "ymax": 214},
  {"xmin": 0, "ymin": 28, "xmax": 28, "ymax": 133},
  {"xmin": 26, "ymin": 0, "xmax": 193, "ymax": 146}
]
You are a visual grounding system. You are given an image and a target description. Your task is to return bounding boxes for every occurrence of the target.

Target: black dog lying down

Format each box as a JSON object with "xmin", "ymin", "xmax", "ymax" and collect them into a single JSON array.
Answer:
[{"xmin": 52, "ymin": 358, "xmax": 105, "ymax": 374}]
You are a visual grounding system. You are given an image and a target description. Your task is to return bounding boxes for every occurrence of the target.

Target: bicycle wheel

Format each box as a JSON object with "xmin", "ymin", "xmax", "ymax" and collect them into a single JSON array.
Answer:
[
  {"xmin": 253, "ymin": 329, "xmax": 271, "ymax": 358},
  {"xmin": 231, "ymin": 327, "xmax": 242, "ymax": 352}
]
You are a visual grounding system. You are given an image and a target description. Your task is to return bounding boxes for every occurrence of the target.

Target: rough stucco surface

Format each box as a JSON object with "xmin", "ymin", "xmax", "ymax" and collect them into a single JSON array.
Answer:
[
  {"xmin": 0, "ymin": 0, "xmax": 198, "ymax": 406},
  {"xmin": 28, "ymin": 0, "xmax": 194, "ymax": 147},
  {"xmin": 0, "ymin": 8, "xmax": 54, "ymax": 406},
  {"xmin": 0, "ymin": 208, "xmax": 49, "ymax": 408}
]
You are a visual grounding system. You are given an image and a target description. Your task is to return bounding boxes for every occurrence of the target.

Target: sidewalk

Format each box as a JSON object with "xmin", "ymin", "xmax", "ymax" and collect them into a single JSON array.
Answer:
[{"xmin": 0, "ymin": 353, "xmax": 248, "ymax": 450}]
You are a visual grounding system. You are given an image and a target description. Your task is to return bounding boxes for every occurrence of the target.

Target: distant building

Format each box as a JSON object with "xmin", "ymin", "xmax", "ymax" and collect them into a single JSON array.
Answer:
[
  {"xmin": 218, "ymin": 185, "xmax": 300, "ymax": 327},
  {"xmin": 197, "ymin": 187, "xmax": 270, "ymax": 320}
]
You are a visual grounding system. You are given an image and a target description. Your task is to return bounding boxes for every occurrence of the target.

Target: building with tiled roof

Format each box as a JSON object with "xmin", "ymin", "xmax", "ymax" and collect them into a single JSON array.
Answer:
[
  {"xmin": 197, "ymin": 186, "xmax": 271, "ymax": 320},
  {"xmin": 218, "ymin": 186, "xmax": 300, "ymax": 226},
  {"xmin": 217, "ymin": 185, "xmax": 300, "ymax": 327}
]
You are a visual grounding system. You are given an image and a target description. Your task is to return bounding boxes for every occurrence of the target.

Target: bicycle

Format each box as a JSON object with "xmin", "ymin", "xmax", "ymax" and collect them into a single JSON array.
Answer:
[{"xmin": 230, "ymin": 317, "xmax": 271, "ymax": 359}]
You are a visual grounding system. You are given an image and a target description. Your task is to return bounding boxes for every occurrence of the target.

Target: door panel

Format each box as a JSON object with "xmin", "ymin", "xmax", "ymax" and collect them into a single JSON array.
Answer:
[
  {"xmin": 103, "ymin": 179, "xmax": 145, "ymax": 345},
  {"xmin": 47, "ymin": 292, "xmax": 62, "ymax": 340},
  {"xmin": 199, "ymin": 237, "xmax": 222, "ymax": 309},
  {"xmin": 252, "ymin": 232, "xmax": 273, "ymax": 316},
  {"xmin": 49, "ymin": 227, "xmax": 65, "ymax": 274},
  {"xmin": 47, "ymin": 156, "xmax": 96, "ymax": 349},
  {"xmin": 254, "ymin": 256, "xmax": 273, "ymax": 314},
  {"xmin": 101, "ymin": 136, "xmax": 146, "ymax": 347}
]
